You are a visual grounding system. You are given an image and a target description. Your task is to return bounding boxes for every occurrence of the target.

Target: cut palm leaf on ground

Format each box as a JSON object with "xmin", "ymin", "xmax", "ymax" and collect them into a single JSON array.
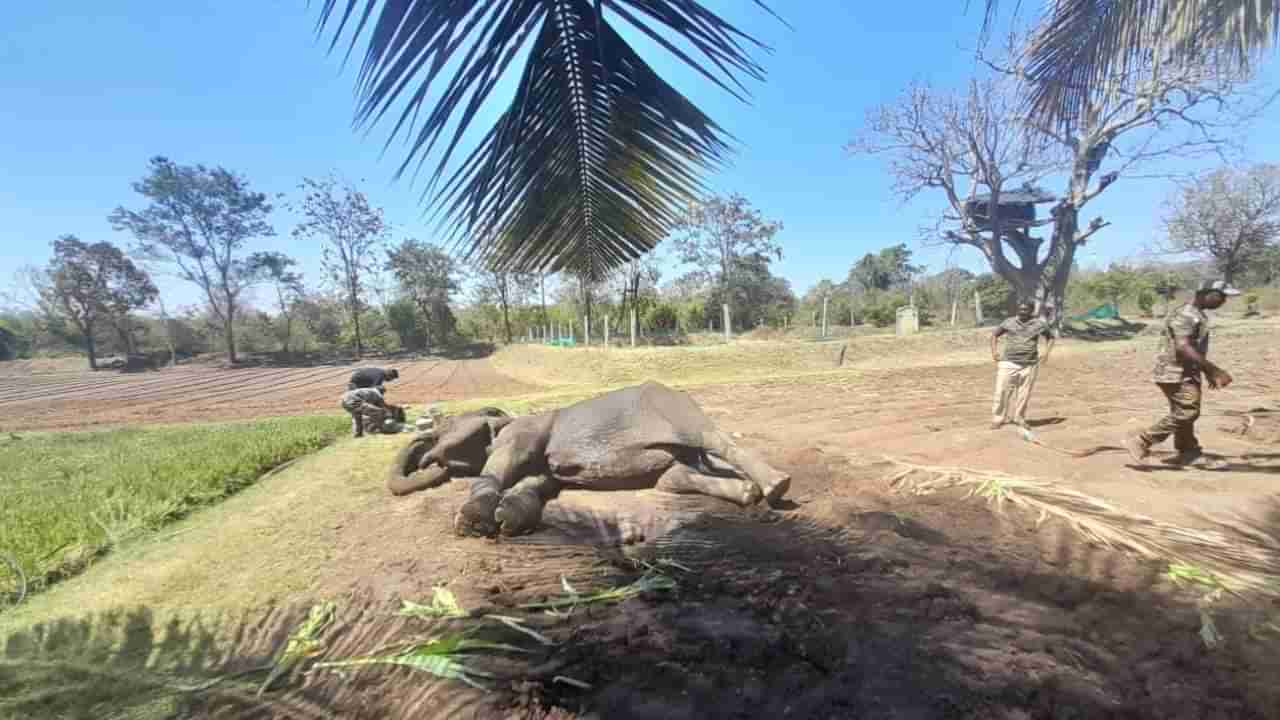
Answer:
[{"xmin": 886, "ymin": 458, "xmax": 1280, "ymax": 599}]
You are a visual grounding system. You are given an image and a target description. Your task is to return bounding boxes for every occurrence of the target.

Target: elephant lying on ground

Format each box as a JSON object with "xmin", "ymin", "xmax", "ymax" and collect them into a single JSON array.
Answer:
[{"xmin": 389, "ymin": 382, "xmax": 791, "ymax": 537}]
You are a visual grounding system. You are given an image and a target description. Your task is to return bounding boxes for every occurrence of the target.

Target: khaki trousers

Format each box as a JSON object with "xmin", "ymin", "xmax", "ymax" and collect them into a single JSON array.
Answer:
[
  {"xmin": 1140, "ymin": 381, "xmax": 1202, "ymax": 452},
  {"xmin": 991, "ymin": 361, "xmax": 1039, "ymax": 425}
]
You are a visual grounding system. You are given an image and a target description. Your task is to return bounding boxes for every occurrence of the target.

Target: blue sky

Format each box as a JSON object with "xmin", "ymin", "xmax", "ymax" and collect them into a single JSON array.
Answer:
[{"xmin": 3, "ymin": 1, "xmax": 1278, "ymax": 312}]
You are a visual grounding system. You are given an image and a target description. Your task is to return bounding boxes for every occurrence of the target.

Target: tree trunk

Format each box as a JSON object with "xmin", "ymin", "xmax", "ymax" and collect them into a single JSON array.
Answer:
[
  {"xmin": 351, "ymin": 301, "xmax": 363, "ymax": 357},
  {"xmin": 86, "ymin": 327, "xmax": 98, "ymax": 370},
  {"xmin": 224, "ymin": 316, "xmax": 238, "ymax": 364},
  {"xmin": 158, "ymin": 297, "xmax": 176, "ymax": 368},
  {"xmin": 501, "ymin": 298, "xmax": 512, "ymax": 344},
  {"xmin": 540, "ymin": 275, "xmax": 549, "ymax": 327}
]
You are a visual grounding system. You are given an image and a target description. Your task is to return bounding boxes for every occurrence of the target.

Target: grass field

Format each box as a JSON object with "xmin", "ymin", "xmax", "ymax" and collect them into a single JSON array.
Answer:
[{"xmin": 0, "ymin": 416, "xmax": 348, "ymax": 599}]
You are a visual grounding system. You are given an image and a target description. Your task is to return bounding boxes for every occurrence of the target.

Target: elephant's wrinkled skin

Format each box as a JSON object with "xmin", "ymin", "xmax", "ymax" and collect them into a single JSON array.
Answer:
[{"xmin": 389, "ymin": 382, "xmax": 791, "ymax": 538}]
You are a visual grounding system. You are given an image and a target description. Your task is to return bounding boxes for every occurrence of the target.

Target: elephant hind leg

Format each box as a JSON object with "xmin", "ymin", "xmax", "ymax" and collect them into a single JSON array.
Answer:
[
  {"xmin": 495, "ymin": 475, "xmax": 562, "ymax": 536},
  {"xmin": 657, "ymin": 463, "xmax": 763, "ymax": 507}
]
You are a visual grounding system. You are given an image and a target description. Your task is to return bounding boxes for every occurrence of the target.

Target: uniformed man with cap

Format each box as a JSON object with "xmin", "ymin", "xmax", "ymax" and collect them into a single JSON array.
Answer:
[{"xmin": 1124, "ymin": 279, "xmax": 1241, "ymax": 465}]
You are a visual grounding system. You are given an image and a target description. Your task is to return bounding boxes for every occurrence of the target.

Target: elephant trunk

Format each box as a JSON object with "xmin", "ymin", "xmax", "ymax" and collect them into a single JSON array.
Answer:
[{"xmin": 387, "ymin": 463, "xmax": 449, "ymax": 496}]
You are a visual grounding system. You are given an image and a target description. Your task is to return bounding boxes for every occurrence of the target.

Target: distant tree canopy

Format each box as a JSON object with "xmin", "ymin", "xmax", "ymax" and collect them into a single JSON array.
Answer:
[
  {"xmin": 671, "ymin": 194, "xmax": 788, "ymax": 330},
  {"xmin": 40, "ymin": 236, "xmax": 158, "ymax": 369},
  {"xmin": 386, "ymin": 239, "xmax": 463, "ymax": 351},
  {"xmin": 848, "ymin": 244, "xmax": 921, "ymax": 293},
  {"xmin": 291, "ymin": 176, "xmax": 389, "ymax": 357},
  {"xmin": 110, "ymin": 156, "xmax": 275, "ymax": 364}
]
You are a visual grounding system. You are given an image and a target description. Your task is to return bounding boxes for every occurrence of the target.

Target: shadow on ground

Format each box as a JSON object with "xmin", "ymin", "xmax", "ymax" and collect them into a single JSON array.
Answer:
[{"xmin": 5, "ymin": 461, "xmax": 1279, "ymax": 719}]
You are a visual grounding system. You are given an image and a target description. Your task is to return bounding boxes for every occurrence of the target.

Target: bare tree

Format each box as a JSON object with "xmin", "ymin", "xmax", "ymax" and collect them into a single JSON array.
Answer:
[
  {"xmin": 851, "ymin": 37, "xmax": 1270, "ymax": 321},
  {"xmin": 291, "ymin": 176, "xmax": 389, "ymax": 357},
  {"xmin": 1163, "ymin": 164, "xmax": 1280, "ymax": 284}
]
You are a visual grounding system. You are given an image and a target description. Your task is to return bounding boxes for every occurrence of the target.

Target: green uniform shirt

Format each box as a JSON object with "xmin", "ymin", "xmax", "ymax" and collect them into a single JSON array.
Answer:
[
  {"xmin": 997, "ymin": 317, "xmax": 1053, "ymax": 365},
  {"xmin": 1153, "ymin": 303, "xmax": 1209, "ymax": 384}
]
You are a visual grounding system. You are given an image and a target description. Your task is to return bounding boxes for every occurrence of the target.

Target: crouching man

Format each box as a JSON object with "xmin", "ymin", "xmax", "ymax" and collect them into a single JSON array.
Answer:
[{"xmin": 340, "ymin": 386, "xmax": 397, "ymax": 438}]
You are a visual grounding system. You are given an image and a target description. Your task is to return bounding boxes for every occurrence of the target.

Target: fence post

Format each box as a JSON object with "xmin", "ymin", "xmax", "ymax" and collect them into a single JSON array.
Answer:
[
  {"xmin": 583, "ymin": 316, "xmax": 590, "ymax": 347},
  {"xmin": 605, "ymin": 315, "xmax": 611, "ymax": 348},
  {"xmin": 630, "ymin": 308, "xmax": 637, "ymax": 347},
  {"xmin": 722, "ymin": 304, "xmax": 731, "ymax": 343},
  {"xmin": 974, "ymin": 290, "xmax": 984, "ymax": 326},
  {"xmin": 950, "ymin": 298, "xmax": 959, "ymax": 327},
  {"xmin": 822, "ymin": 295, "xmax": 829, "ymax": 339}
]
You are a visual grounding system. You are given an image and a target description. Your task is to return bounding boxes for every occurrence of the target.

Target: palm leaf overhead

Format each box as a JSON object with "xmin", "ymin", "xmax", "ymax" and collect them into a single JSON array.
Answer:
[
  {"xmin": 314, "ymin": 0, "xmax": 778, "ymax": 280},
  {"xmin": 984, "ymin": 0, "xmax": 1279, "ymax": 132}
]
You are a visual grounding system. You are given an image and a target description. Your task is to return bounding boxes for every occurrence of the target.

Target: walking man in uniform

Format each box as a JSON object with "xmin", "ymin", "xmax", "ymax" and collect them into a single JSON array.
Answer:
[
  {"xmin": 990, "ymin": 300, "xmax": 1056, "ymax": 430},
  {"xmin": 340, "ymin": 385, "xmax": 392, "ymax": 438},
  {"xmin": 1123, "ymin": 279, "xmax": 1239, "ymax": 466},
  {"xmin": 347, "ymin": 366, "xmax": 399, "ymax": 391}
]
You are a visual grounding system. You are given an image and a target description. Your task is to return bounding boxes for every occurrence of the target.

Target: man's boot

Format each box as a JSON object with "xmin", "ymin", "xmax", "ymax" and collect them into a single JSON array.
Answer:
[{"xmin": 1123, "ymin": 432, "xmax": 1149, "ymax": 464}]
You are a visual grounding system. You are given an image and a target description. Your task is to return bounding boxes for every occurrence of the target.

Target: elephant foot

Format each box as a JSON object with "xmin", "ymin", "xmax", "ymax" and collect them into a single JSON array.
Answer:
[
  {"xmin": 454, "ymin": 490, "xmax": 501, "ymax": 537},
  {"xmin": 741, "ymin": 482, "xmax": 764, "ymax": 506},
  {"xmin": 495, "ymin": 489, "xmax": 544, "ymax": 537},
  {"xmin": 763, "ymin": 474, "xmax": 791, "ymax": 508}
]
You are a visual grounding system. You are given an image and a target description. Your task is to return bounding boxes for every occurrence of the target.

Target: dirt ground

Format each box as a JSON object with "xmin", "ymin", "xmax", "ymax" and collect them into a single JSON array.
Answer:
[
  {"xmin": 3, "ymin": 326, "xmax": 1279, "ymax": 719},
  {"xmin": 0, "ymin": 351, "xmax": 534, "ymax": 432}
]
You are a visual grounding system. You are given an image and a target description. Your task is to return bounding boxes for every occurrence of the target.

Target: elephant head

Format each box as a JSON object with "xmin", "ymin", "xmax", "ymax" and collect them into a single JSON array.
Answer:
[{"xmin": 386, "ymin": 407, "xmax": 511, "ymax": 496}]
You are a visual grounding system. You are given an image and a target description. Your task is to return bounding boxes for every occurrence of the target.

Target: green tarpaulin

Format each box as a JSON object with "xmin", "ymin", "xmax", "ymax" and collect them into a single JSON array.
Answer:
[{"xmin": 1070, "ymin": 303, "xmax": 1120, "ymax": 321}]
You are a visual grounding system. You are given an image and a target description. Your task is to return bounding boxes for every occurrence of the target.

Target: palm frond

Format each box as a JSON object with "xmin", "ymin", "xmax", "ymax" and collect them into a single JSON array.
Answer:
[
  {"xmin": 984, "ymin": 0, "xmax": 1279, "ymax": 132},
  {"xmin": 315, "ymin": 0, "xmax": 777, "ymax": 280}
]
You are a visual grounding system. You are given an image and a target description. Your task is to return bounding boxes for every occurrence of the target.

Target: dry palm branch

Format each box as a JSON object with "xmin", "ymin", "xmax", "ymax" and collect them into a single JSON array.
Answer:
[{"xmin": 313, "ymin": 0, "xmax": 782, "ymax": 281}]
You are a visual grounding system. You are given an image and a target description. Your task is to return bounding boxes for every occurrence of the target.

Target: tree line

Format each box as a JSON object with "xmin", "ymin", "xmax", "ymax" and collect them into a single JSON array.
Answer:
[{"xmin": 2, "ymin": 154, "xmax": 1276, "ymax": 367}]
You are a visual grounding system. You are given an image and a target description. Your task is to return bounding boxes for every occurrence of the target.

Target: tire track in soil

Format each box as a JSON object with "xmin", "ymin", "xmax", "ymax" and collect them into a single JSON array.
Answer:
[
  {"xmin": 215, "ymin": 360, "xmax": 455, "ymax": 415},
  {"xmin": 0, "ymin": 357, "xmax": 528, "ymax": 432},
  {"xmin": 0, "ymin": 366, "xmax": 296, "ymax": 406},
  {"xmin": 0, "ymin": 366, "xmax": 324, "ymax": 419}
]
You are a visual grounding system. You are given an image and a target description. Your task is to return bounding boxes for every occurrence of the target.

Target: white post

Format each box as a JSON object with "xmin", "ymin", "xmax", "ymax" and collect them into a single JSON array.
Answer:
[
  {"xmin": 950, "ymin": 298, "xmax": 959, "ymax": 327},
  {"xmin": 583, "ymin": 316, "xmax": 590, "ymax": 347},
  {"xmin": 722, "ymin": 303, "xmax": 731, "ymax": 343},
  {"xmin": 822, "ymin": 295, "xmax": 829, "ymax": 339},
  {"xmin": 974, "ymin": 290, "xmax": 984, "ymax": 326},
  {"xmin": 631, "ymin": 308, "xmax": 637, "ymax": 347},
  {"xmin": 605, "ymin": 315, "xmax": 611, "ymax": 348}
]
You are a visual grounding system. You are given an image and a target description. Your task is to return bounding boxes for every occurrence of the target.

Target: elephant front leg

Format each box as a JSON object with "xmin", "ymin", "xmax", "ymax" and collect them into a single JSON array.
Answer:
[
  {"xmin": 453, "ymin": 415, "xmax": 551, "ymax": 537},
  {"xmin": 455, "ymin": 474, "xmax": 504, "ymax": 537},
  {"xmin": 495, "ymin": 475, "xmax": 562, "ymax": 536},
  {"xmin": 657, "ymin": 463, "xmax": 763, "ymax": 506}
]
